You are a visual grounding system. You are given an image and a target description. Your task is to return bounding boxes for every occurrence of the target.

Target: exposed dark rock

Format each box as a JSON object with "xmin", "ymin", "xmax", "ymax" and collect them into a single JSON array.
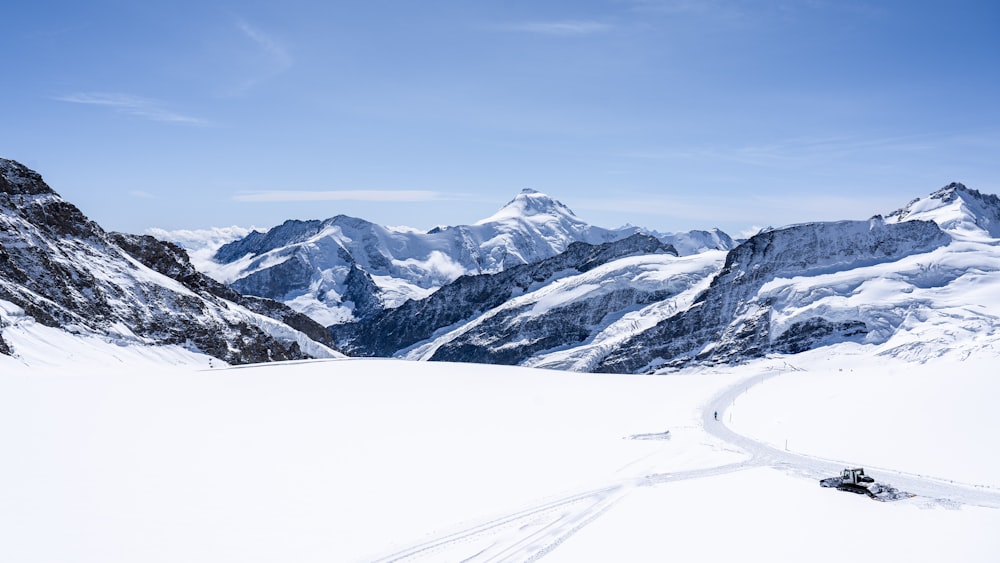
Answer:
[
  {"xmin": 215, "ymin": 219, "xmax": 324, "ymax": 264},
  {"xmin": 342, "ymin": 263, "xmax": 383, "ymax": 320},
  {"xmin": 111, "ymin": 232, "xmax": 336, "ymax": 348},
  {"xmin": 230, "ymin": 251, "xmax": 314, "ymax": 301},
  {"xmin": 429, "ymin": 285, "xmax": 676, "ymax": 365},
  {"xmin": 772, "ymin": 318, "xmax": 868, "ymax": 355}
]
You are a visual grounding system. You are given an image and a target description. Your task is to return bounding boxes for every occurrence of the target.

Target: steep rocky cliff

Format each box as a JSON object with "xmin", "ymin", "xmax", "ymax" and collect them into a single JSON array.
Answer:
[{"xmin": 0, "ymin": 159, "xmax": 336, "ymax": 364}]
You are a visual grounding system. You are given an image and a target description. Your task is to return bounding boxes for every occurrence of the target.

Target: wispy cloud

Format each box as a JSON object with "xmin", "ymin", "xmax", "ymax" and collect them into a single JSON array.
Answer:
[
  {"xmin": 220, "ymin": 19, "xmax": 292, "ymax": 95},
  {"xmin": 623, "ymin": 134, "xmax": 939, "ymax": 169},
  {"xmin": 237, "ymin": 20, "xmax": 292, "ymax": 69},
  {"xmin": 129, "ymin": 190, "xmax": 157, "ymax": 199},
  {"xmin": 504, "ymin": 20, "xmax": 613, "ymax": 36},
  {"xmin": 54, "ymin": 92, "xmax": 208, "ymax": 125},
  {"xmin": 574, "ymin": 191, "xmax": 901, "ymax": 231},
  {"xmin": 626, "ymin": 0, "xmax": 716, "ymax": 15},
  {"xmin": 233, "ymin": 190, "xmax": 444, "ymax": 203}
]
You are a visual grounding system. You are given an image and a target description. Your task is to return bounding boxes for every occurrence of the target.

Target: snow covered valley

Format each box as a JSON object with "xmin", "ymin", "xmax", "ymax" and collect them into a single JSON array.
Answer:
[{"xmin": 2, "ymin": 348, "xmax": 998, "ymax": 562}]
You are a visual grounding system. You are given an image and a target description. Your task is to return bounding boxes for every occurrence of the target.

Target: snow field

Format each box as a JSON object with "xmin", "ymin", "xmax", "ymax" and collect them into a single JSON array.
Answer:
[
  {"xmin": 0, "ymin": 359, "xmax": 741, "ymax": 563},
  {"xmin": 2, "ymin": 349, "xmax": 998, "ymax": 562}
]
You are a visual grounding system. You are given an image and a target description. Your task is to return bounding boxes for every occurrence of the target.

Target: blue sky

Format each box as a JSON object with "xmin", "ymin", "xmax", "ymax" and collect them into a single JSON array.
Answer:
[{"xmin": 2, "ymin": 0, "xmax": 998, "ymax": 237}]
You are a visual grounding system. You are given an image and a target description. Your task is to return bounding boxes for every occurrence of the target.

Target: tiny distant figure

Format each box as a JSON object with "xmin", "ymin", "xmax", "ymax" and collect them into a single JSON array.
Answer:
[{"xmin": 714, "ymin": 411, "xmax": 718, "ymax": 420}]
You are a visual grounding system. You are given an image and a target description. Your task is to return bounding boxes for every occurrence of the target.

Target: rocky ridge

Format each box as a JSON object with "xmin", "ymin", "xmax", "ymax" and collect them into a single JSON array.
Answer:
[{"xmin": 0, "ymin": 158, "xmax": 337, "ymax": 364}]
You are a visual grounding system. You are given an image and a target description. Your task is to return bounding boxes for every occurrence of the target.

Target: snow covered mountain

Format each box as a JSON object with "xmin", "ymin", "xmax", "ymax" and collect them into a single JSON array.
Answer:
[
  {"xmin": 329, "ymin": 182, "xmax": 1000, "ymax": 373},
  {"xmin": 0, "ymin": 159, "xmax": 339, "ymax": 365},
  {"xmin": 11, "ymin": 154, "xmax": 994, "ymax": 375},
  {"xmin": 200, "ymin": 189, "xmax": 734, "ymax": 325},
  {"xmin": 596, "ymin": 183, "xmax": 1000, "ymax": 372}
]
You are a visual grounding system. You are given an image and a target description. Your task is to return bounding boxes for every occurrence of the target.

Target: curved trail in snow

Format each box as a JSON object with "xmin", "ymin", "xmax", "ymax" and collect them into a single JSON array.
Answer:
[
  {"xmin": 704, "ymin": 370, "xmax": 1000, "ymax": 510},
  {"xmin": 369, "ymin": 370, "xmax": 1000, "ymax": 562}
]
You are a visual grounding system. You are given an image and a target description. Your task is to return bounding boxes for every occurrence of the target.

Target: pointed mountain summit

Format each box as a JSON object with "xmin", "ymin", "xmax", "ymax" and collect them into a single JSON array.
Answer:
[
  {"xmin": 886, "ymin": 182, "xmax": 1000, "ymax": 238},
  {"xmin": 202, "ymin": 189, "xmax": 716, "ymax": 325},
  {"xmin": 477, "ymin": 188, "xmax": 581, "ymax": 223}
]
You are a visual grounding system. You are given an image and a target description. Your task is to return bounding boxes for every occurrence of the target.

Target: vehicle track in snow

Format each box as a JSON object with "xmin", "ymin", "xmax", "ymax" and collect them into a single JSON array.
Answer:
[
  {"xmin": 369, "ymin": 369, "xmax": 1000, "ymax": 562},
  {"xmin": 705, "ymin": 370, "xmax": 1000, "ymax": 510}
]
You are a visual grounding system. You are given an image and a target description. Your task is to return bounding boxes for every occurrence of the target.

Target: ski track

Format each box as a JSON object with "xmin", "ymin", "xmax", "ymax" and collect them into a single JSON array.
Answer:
[
  {"xmin": 367, "ymin": 370, "xmax": 1000, "ymax": 562},
  {"xmin": 369, "ymin": 484, "xmax": 630, "ymax": 563}
]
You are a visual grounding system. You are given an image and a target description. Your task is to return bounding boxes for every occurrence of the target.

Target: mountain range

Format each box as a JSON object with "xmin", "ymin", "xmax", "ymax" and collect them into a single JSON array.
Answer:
[
  {"xmin": 198, "ymin": 188, "xmax": 735, "ymax": 325},
  {"xmin": 3, "ymin": 157, "xmax": 999, "ymax": 373}
]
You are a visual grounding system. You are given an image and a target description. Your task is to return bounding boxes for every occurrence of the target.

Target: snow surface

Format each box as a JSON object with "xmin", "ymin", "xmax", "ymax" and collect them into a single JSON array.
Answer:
[{"xmin": 2, "ymin": 339, "xmax": 998, "ymax": 562}]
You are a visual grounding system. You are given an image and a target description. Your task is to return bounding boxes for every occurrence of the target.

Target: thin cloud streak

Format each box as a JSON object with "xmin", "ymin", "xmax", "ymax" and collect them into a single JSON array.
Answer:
[
  {"xmin": 220, "ymin": 20, "xmax": 293, "ymax": 96},
  {"xmin": 574, "ymin": 191, "xmax": 902, "ymax": 230},
  {"xmin": 234, "ymin": 190, "xmax": 445, "ymax": 203},
  {"xmin": 505, "ymin": 21, "xmax": 613, "ymax": 36},
  {"xmin": 237, "ymin": 20, "xmax": 292, "ymax": 68},
  {"xmin": 54, "ymin": 92, "xmax": 209, "ymax": 125},
  {"xmin": 622, "ymin": 133, "xmax": 947, "ymax": 169}
]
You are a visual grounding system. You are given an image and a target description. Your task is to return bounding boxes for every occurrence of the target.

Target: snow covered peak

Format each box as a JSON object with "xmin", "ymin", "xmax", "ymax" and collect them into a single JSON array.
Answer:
[
  {"xmin": 887, "ymin": 182, "xmax": 1000, "ymax": 238},
  {"xmin": 931, "ymin": 181, "xmax": 970, "ymax": 199},
  {"xmin": 476, "ymin": 189, "xmax": 581, "ymax": 225}
]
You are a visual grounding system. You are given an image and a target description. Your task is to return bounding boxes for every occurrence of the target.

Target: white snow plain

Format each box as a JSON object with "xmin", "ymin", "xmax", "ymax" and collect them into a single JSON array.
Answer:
[{"xmin": 2, "ymin": 336, "xmax": 999, "ymax": 562}]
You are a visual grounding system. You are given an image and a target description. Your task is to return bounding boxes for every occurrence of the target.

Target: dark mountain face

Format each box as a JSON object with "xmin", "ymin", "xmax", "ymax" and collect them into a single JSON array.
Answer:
[
  {"xmin": 331, "ymin": 233, "xmax": 677, "ymax": 358},
  {"xmin": 111, "ymin": 232, "xmax": 336, "ymax": 348},
  {"xmin": 0, "ymin": 158, "xmax": 331, "ymax": 364},
  {"xmin": 215, "ymin": 219, "xmax": 326, "ymax": 264}
]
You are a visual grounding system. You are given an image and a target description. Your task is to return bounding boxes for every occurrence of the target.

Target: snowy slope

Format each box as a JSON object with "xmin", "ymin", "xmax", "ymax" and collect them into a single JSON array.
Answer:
[
  {"xmin": 886, "ymin": 182, "xmax": 1000, "ymax": 238},
  {"xmin": 331, "ymin": 233, "xmax": 677, "ymax": 359},
  {"xmin": 404, "ymin": 250, "xmax": 727, "ymax": 370},
  {"xmin": 0, "ymin": 299, "xmax": 220, "ymax": 370},
  {"xmin": 188, "ymin": 189, "xmax": 733, "ymax": 325},
  {"xmin": 525, "ymin": 250, "xmax": 727, "ymax": 371}
]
